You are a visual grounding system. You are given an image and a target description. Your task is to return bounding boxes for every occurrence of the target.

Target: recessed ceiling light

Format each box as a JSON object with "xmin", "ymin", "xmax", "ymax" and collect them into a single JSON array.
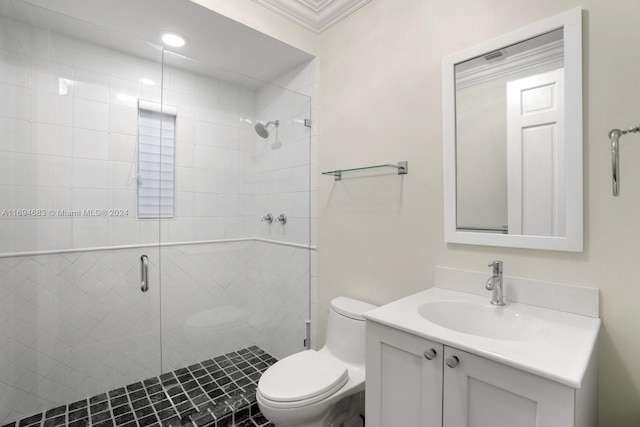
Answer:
[{"xmin": 161, "ymin": 32, "xmax": 186, "ymax": 48}]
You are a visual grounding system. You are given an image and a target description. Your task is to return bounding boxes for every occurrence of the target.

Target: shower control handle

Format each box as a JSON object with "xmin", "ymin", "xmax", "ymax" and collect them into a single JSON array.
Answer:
[
  {"xmin": 275, "ymin": 213, "xmax": 287, "ymax": 225},
  {"xmin": 140, "ymin": 255, "xmax": 149, "ymax": 292},
  {"xmin": 261, "ymin": 213, "xmax": 274, "ymax": 224}
]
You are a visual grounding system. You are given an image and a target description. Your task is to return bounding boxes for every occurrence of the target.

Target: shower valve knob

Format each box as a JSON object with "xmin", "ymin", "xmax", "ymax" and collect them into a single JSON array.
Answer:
[
  {"xmin": 261, "ymin": 213, "xmax": 274, "ymax": 224},
  {"xmin": 275, "ymin": 213, "xmax": 287, "ymax": 224}
]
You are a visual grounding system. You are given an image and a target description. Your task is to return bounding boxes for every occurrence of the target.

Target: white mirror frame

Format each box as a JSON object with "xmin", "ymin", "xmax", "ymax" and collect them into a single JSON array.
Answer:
[{"xmin": 442, "ymin": 8, "xmax": 583, "ymax": 252}]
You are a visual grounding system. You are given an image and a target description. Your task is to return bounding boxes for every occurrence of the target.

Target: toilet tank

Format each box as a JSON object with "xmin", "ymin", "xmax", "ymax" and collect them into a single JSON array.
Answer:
[{"xmin": 323, "ymin": 297, "xmax": 378, "ymax": 366}]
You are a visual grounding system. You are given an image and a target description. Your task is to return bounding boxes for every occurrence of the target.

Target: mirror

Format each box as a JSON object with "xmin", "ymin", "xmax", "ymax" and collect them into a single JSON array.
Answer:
[{"xmin": 442, "ymin": 8, "xmax": 583, "ymax": 252}]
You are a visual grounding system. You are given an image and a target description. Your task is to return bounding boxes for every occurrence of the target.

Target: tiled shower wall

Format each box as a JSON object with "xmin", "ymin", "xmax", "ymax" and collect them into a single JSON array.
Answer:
[
  {"xmin": 0, "ymin": 14, "xmax": 317, "ymax": 425},
  {"xmin": 0, "ymin": 247, "xmax": 163, "ymax": 422},
  {"xmin": 0, "ymin": 13, "xmax": 315, "ymax": 249},
  {"xmin": 255, "ymin": 60, "xmax": 319, "ymax": 346},
  {"xmin": 160, "ymin": 241, "xmax": 311, "ymax": 371},
  {"xmin": 0, "ymin": 241, "xmax": 309, "ymax": 424},
  {"xmin": 0, "ymin": 14, "xmax": 259, "ymax": 252}
]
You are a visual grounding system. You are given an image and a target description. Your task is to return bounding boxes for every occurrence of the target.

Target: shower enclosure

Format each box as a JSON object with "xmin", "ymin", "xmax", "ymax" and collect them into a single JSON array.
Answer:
[{"xmin": 0, "ymin": 1, "xmax": 315, "ymax": 424}]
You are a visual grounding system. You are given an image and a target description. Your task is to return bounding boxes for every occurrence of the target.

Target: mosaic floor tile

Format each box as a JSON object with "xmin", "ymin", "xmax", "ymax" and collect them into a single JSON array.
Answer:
[{"xmin": 3, "ymin": 347, "xmax": 277, "ymax": 427}]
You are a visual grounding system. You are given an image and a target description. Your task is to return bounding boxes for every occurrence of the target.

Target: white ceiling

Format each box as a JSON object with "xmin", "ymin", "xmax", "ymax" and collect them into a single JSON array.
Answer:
[
  {"xmin": 253, "ymin": 0, "xmax": 372, "ymax": 33},
  {"xmin": 2, "ymin": 0, "xmax": 314, "ymax": 88}
]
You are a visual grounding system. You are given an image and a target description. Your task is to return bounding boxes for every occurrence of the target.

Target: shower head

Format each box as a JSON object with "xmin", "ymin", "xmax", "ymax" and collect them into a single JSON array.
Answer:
[{"xmin": 255, "ymin": 120, "xmax": 279, "ymax": 139}]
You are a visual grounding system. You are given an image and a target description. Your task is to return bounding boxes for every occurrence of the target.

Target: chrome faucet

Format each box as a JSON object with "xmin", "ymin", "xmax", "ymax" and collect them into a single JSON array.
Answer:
[{"xmin": 485, "ymin": 260, "xmax": 505, "ymax": 306}]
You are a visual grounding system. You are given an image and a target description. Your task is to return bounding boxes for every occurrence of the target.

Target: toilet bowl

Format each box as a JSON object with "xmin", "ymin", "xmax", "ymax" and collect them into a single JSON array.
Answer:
[{"xmin": 257, "ymin": 297, "xmax": 377, "ymax": 427}]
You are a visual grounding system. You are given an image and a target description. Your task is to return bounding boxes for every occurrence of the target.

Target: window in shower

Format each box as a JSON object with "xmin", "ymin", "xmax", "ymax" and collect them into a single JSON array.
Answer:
[{"xmin": 137, "ymin": 100, "xmax": 177, "ymax": 219}]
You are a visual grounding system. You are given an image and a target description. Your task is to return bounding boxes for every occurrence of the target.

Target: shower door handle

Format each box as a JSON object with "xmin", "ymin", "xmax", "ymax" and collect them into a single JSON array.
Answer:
[
  {"xmin": 610, "ymin": 129, "xmax": 621, "ymax": 196},
  {"xmin": 140, "ymin": 255, "xmax": 149, "ymax": 292}
]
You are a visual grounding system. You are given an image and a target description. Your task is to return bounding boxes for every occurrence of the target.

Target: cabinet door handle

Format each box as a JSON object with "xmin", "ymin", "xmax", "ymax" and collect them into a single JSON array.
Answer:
[
  {"xmin": 423, "ymin": 349, "xmax": 437, "ymax": 360},
  {"xmin": 446, "ymin": 356, "xmax": 459, "ymax": 368}
]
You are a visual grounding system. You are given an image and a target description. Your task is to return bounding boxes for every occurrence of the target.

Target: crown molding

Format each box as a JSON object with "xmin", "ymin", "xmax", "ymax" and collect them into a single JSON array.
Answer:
[
  {"xmin": 456, "ymin": 40, "xmax": 564, "ymax": 89},
  {"xmin": 253, "ymin": 0, "xmax": 372, "ymax": 33}
]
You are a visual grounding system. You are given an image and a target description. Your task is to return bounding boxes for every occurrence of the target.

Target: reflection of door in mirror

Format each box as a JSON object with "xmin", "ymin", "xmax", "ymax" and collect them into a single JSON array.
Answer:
[
  {"xmin": 507, "ymin": 69, "xmax": 565, "ymax": 237},
  {"xmin": 454, "ymin": 28, "xmax": 564, "ymax": 235}
]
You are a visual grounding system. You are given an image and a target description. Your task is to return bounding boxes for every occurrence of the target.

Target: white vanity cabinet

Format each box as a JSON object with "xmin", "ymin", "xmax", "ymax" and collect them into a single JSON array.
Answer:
[
  {"xmin": 366, "ymin": 322, "xmax": 597, "ymax": 427},
  {"xmin": 442, "ymin": 345, "xmax": 577, "ymax": 427},
  {"xmin": 365, "ymin": 322, "xmax": 444, "ymax": 426}
]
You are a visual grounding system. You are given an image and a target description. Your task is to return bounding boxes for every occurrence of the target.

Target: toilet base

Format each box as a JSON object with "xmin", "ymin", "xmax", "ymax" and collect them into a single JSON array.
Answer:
[{"xmin": 324, "ymin": 394, "xmax": 363, "ymax": 427}]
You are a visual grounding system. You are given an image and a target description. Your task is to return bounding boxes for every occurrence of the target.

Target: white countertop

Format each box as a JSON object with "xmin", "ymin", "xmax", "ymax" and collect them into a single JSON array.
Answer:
[{"xmin": 363, "ymin": 287, "xmax": 601, "ymax": 388}]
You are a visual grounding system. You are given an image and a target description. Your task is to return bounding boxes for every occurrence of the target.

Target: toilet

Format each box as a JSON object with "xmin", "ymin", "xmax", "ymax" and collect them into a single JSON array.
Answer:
[{"xmin": 256, "ymin": 297, "xmax": 377, "ymax": 427}]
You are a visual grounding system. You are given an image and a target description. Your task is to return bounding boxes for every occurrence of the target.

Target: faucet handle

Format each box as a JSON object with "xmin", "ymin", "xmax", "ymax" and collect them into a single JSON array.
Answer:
[
  {"xmin": 488, "ymin": 260, "xmax": 503, "ymax": 274},
  {"xmin": 275, "ymin": 213, "xmax": 287, "ymax": 224}
]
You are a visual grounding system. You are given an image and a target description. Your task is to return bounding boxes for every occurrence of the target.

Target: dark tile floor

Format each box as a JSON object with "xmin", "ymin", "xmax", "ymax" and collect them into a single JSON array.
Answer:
[{"xmin": 2, "ymin": 346, "xmax": 276, "ymax": 427}]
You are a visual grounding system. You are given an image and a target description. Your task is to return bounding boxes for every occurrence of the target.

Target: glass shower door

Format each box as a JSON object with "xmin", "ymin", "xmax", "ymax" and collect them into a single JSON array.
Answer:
[
  {"xmin": 0, "ymin": 2, "xmax": 164, "ymax": 423},
  {"xmin": 157, "ymin": 52, "xmax": 313, "ymax": 373}
]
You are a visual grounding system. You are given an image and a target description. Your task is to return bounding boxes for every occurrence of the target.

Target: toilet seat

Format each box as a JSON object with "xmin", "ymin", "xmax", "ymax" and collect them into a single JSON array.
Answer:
[{"xmin": 258, "ymin": 351, "xmax": 348, "ymax": 409}]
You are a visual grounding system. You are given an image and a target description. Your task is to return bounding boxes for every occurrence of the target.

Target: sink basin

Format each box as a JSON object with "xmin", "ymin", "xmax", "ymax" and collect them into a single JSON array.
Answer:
[{"xmin": 417, "ymin": 300, "xmax": 543, "ymax": 340}]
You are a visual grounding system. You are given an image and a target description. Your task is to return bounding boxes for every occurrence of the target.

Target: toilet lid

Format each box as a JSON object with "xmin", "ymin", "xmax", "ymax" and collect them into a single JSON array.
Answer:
[{"xmin": 258, "ymin": 351, "xmax": 348, "ymax": 403}]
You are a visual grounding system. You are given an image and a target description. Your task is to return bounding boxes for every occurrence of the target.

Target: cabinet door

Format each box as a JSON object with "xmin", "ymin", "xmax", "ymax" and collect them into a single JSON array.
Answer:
[
  {"xmin": 366, "ymin": 322, "xmax": 443, "ymax": 427},
  {"xmin": 443, "ymin": 346, "xmax": 574, "ymax": 427}
]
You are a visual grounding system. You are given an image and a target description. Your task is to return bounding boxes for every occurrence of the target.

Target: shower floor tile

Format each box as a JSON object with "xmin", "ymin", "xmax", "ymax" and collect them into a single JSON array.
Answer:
[{"xmin": 3, "ymin": 346, "xmax": 276, "ymax": 427}]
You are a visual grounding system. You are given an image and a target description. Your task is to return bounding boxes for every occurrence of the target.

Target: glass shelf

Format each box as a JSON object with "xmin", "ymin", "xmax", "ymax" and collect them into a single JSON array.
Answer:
[{"xmin": 322, "ymin": 161, "xmax": 408, "ymax": 181}]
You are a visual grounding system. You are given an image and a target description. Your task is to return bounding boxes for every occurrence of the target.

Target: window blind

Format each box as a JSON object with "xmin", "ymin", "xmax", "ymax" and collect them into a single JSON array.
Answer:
[{"xmin": 137, "ymin": 101, "xmax": 177, "ymax": 219}]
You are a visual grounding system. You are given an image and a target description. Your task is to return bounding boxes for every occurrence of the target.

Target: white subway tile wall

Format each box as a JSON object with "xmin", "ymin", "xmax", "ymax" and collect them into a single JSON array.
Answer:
[
  {"xmin": 0, "ymin": 14, "xmax": 318, "ymax": 425},
  {"xmin": 0, "ymin": 15, "xmax": 317, "ymax": 253}
]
